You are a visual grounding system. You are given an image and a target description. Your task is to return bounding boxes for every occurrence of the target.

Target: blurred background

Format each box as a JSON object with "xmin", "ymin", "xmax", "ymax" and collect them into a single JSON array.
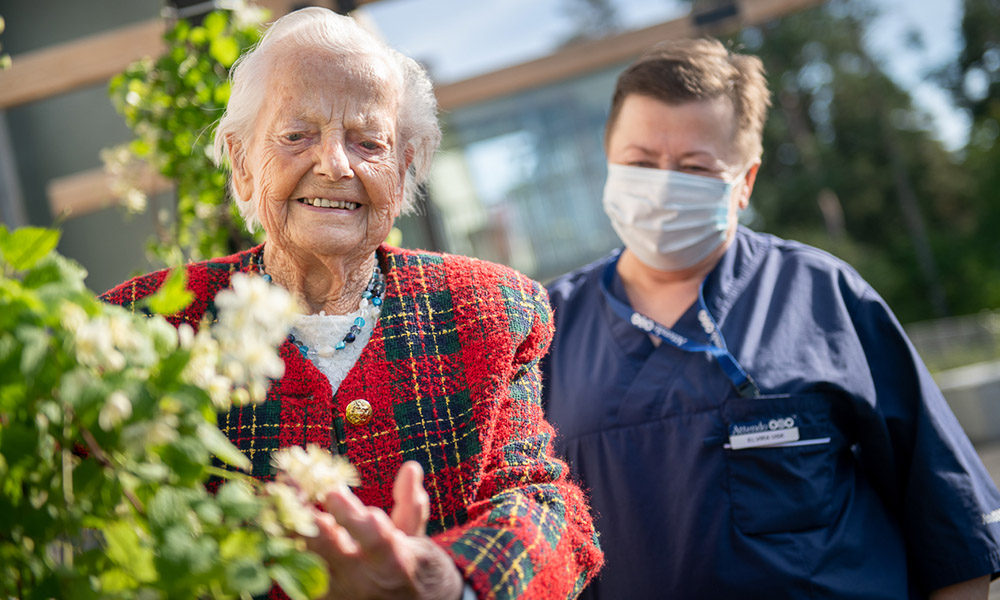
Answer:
[{"xmin": 0, "ymin": 0, "xmax": 998, "ymax": 587}]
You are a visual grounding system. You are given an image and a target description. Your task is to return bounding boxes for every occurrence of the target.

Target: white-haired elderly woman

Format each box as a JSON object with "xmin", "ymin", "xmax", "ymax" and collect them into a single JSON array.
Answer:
[{"xmin": 103, "ymin": 8, "xmax": 602, "ymax": 600}]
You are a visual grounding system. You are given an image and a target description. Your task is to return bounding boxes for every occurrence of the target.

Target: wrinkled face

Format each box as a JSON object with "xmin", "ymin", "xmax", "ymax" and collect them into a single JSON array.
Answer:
[
  {"xmin": 606, "ymin": 93, "xmax": 756, "ymax": 217},
  {"xmin": 230, "ymin": 46, "xmax": 408, "ymax": 261}
]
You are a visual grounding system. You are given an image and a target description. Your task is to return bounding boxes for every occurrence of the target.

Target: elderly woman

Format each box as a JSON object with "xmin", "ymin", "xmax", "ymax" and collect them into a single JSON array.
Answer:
[
  {"xmin": 102, "ymin": 8, "xmax": 601, "ymax": 600},
  {"xmin": 541, "ymin": 38, "xmax": 1000, "ymax": 599}
]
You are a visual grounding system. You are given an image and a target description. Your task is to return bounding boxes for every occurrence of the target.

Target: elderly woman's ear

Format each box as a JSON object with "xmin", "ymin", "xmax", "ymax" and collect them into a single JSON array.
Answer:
[
  {"xmin": 225, "ymin": 133, "xmax": 252, "ymax": 204},
  {"xmin": 394, "ymin": 144, "xmax": 416, "ymax": 209}
]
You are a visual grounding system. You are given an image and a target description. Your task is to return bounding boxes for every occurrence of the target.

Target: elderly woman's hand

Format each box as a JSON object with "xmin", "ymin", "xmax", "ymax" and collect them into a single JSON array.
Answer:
[{"xmin": 307, "ymin": 461, "xmax": 464, "ymax": 600}]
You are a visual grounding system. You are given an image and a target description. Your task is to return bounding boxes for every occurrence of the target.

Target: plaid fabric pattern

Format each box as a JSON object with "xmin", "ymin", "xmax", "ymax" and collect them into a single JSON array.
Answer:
[{"xmin": 101, "ymin": 244, "xmax": 603, "ymax": 600}]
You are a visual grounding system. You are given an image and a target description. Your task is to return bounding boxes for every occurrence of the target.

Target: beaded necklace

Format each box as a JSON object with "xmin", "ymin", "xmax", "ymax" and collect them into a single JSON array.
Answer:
[{"xmin": 253, "ymin": 250, "xmax": 385, "ymax": 360}]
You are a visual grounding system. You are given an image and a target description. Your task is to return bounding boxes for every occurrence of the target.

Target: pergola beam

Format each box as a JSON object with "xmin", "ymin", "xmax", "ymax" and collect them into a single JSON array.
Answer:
[
  {"xmin": 0, "ymin": 19, "xmax": 166, "ymax": 109},
  {"xmin": 435, "ymin": 0, "xmax": 825, "ymax": 110}
]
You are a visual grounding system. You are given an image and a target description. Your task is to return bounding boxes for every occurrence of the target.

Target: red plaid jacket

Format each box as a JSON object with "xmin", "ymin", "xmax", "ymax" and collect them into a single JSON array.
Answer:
[{"xmin": 102, "ymin": 244, "xmax": 603, "ymax": 600}]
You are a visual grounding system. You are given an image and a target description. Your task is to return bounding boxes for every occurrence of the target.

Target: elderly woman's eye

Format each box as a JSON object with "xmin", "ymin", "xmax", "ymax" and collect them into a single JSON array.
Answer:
[
  {"xmin": 285, "ymin": 133, "xmax": 304, "ymax": 142},
  {"xmin": 360, "ymin": 140, "xmax": 380, "ymax": 151}
]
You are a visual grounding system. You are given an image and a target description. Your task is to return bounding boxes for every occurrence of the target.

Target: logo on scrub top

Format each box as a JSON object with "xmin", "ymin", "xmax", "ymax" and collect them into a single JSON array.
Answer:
[
  {"xmin": 727, "ymin": 415, "xmax": 801, "ymax": 450},
  {"xmin": 730, "ymin": 416, "xmax": 797, "ymax": 436}
]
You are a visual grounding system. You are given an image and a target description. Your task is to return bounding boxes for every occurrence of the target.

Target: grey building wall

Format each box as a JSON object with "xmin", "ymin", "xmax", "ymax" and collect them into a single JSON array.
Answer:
[{"xmin": 0, "ymin": 0, "xmax": 162, "ymax": 292}]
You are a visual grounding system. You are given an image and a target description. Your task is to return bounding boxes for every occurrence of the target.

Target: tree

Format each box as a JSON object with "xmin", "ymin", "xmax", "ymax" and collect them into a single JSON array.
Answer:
[
  {"xmin": 726, "ymin": 0, "xmax": 986, "ymax": 323},
  {"xmin": 936, "ymin": 0, "xmax": 1000, "ymax": 311}
]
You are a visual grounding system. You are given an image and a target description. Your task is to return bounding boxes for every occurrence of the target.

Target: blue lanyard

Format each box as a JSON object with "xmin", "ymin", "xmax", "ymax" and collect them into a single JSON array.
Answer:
[{"xmin": 600, "ymin": 255, "xmax": 760, "ymax": 399}]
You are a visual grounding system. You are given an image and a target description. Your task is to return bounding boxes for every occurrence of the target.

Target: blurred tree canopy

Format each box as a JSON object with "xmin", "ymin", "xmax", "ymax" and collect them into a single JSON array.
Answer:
[
  {"xmin": 936, "ymin": 0, "xmax": 1000, "ymax": 314},
  {"xmin": 714, "ymin": 0, "xmax": 1000, "ymax": 323}
]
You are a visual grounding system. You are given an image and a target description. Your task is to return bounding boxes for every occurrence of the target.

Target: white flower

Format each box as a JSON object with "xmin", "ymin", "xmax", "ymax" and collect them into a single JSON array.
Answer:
[
  {"xmin": 99, "ymin": 390, "xmax": 132, "ymax": 431},
  {"xmin": 264, "ymin": 481, "xmax": 318, "ymax": 537},
  {"xmin": 247, "ymin": 379, "xmax": 268, "ymax": 404},
  {"xmin": 59, "ymin": 301, "xmax": 88, "ymax": 332},
  {"xmin": 123, "ymin": 188, "xmax": 147, "ymax": 214},
  {"xmin": 206, "ymin": 375, "xmax": 233, "ymax": 410},
  {"xmin": 146, "ymin": 415, "xmax": 179, "ymax": 446},
  {"xmin": 145, "ymin": 315, "xmax": 179, "ymax": 353},
  {"xmin": 109, "ymin": 313, "xmax": 156, "ymax": 367},
  {"xmin": 239, "ymin": 340, "xmax": 284, "ymax": 381},
  {"xmin": 271, "ymin": 444, "xmax": 360, "ymax": 504},
  {"xmin": 75, "ymin": 318, "xmax": 126, "ymax": 372},
  {"xmin": 177, "ymin": 323, "xmax": 195, "ymax": 349},
  {"xmin": 211, "ymin": 273, "xmax": 299, "ymax": 402},
  {"xmin": 215, "ymin": 273, "xmax": 299, "ymax": 347},
  {"xmin": 181, "ymin": 327, "xmax": 221, "ymax": 387}
]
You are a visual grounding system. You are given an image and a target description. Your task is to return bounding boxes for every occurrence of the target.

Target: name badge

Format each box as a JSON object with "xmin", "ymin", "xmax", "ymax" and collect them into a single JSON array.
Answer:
[{"xmin": 728, "ymin": 416, "xmax": 799, "ymax": 450}]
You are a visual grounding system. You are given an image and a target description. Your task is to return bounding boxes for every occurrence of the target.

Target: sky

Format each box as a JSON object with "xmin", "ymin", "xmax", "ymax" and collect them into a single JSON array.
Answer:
[{"xmin": 359, "ymin": 0, "xmax": 970, "ymax": 151}]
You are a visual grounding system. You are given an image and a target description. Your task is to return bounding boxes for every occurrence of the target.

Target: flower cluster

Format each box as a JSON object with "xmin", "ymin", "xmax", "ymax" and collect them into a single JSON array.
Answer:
[
  {"xmin": 212, "ymin": 272, "xmax": 301, "ymax": 403},
  {"xmin": 178, "ymin": 272, "xmax": 300, "ymax": 408},
  {"xmin": 264, "ymin": 444, "xmax": 361, "ymax": 538}
]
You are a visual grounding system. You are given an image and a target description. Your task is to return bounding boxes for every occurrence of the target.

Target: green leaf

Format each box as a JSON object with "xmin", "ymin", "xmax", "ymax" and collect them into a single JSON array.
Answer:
[
  {"xmin": 146, "ymin": 266, "xmax": 193, "ymax": 316},
  {"xmin": 269, "ymin": 565, "xmax": 308, "ymax": 600},
  {"xmin": 216, "ymin": 480, "xmax": 260, "ymax": 522},
  {"xmin": 0, "ymin": 227, "xmax": 60, "ymax": 270},
  {"xmin": 132, "ymin": 461, "xmax": 170, "ymax": 482},
  {"xmin": 219, "ymin": 529, "xmax": 261, "ymax": 561},
  {"xmin": 161, "ymin": 436, "xmax": 209, "ymax": 484},
  {"xmin": 103, "ymin": 520, "xmax": 157, "ymax": 582},
  {"xmin": 98, "ymin": 567, "xmax": 137, "ymax": 593},
  {"xmin": 271, "ymin": 552, "xmax": 328, "ymax": 600},
  {"xmin": 203, "ymin": 12, "xmax": 227, "ymax": 38},
  {"xmin": 212, "ymin": 80, "xmax": 231, "ymax": 105},
  {"xmin": 16, "ymin": 325, "xmax": 50, "ymax": 377},
  {"xmin": 197, "ymin": 422, "xmax": 251, "ymax": 472},
  {"xmin": 209, "ymin": 36, "xmax": 240, "ymax": 68},
  {"xmin": 148, "ymin": 487, "xmax": 190, "ymax": 532},
  {"xmin": 225, "ymin": 558, "xmax": 271, "ymax": 596}
]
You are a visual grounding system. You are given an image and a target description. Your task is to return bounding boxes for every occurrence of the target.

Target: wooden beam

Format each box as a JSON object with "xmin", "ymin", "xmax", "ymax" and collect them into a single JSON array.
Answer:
[
  {"xmin": 0, "ymin": 19, "xmax": 166, "ymax": 110},
  {"xmin": 435, "ymin": 0, "xmax": 826, "ymax": 110},
  {"xmin": 47, "ymin": 165, "xmax": 172, "ymax": 219}
]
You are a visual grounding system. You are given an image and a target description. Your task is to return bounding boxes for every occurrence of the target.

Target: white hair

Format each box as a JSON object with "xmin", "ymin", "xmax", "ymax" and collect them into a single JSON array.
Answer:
[{"xmin": 212, "ymin": 7, "xmax": 441, "ymax": 232}]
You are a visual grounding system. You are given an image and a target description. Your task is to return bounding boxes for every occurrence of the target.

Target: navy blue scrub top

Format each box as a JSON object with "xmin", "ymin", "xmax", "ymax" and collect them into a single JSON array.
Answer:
[{"xmin": 541, "ymin": 227, "xmax": 1000, "ymax": 599}]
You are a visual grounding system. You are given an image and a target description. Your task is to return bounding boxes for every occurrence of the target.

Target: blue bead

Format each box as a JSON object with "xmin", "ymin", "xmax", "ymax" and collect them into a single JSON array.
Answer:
[
  {"xmin": 298, "ymin": 345, "xmax": 308, "ymax": 358},
  {"xmin": 262, "ymin": 273, "xmax": 272, "ymax": 282},
  {"xmin": 372, "ymin": 297, "xmax": 382, "ymax": 306},
  {"xmin": 350, "ymin": 325, "xmax": 361, "ymax": 334},
  {"xmin": 354, "ymin": 317, "xmax": 365, "ymax": 327},
  {"xmin": 344, "ymin": 332, "xmax": 356, "ymax": 343},
  {"xmin": 335, "ymin": 341, "xmax": 346, "ymax": 350},
  {"xmin": 362, "ymin": 290, "xmax": 372, "ymax": 299}
]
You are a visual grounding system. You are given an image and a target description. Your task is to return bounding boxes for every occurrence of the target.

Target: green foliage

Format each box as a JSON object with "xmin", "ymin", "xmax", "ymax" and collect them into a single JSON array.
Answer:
[
  {"xmin": 0, "ymin": 225, "xmax": 327, "ymax": 599},
  {"xmin": 107, "ymin": 8, "xmax": 267, "ymax": 266},
  {"xmin": 725, "ymin": 0, "xmax": 1000, "ymax": 322},
  {"xmin": 935, "ymin": 0, "xmax": 1000, "ymax": 314},
  {"xmin": 0, "ymin": 14, "xmax": 10, "ymax": 70}
]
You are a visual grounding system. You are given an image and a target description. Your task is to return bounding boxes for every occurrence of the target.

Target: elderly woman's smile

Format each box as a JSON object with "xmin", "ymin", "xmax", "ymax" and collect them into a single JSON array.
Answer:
[{"xmin": 298, "ymin": 198, "xmax": 360, "ymax": 210}]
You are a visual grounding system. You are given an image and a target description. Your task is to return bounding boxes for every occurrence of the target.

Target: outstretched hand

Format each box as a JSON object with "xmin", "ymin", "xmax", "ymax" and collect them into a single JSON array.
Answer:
[{"xmin": 305, "ymin": 461, "xmax": 464, "ymax": 600}]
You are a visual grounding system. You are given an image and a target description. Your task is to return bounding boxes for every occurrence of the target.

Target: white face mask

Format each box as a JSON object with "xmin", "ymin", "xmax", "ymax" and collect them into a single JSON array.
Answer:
[{"xmin": 602, "ymin": 163, "xmax": 741, "ymax": 272}]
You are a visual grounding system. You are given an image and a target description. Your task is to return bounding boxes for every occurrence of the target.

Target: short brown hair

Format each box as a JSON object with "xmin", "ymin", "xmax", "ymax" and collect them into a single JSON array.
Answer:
[{"xmin": 606, "ymin": 38, "xmax": 771, "ymax": 164}]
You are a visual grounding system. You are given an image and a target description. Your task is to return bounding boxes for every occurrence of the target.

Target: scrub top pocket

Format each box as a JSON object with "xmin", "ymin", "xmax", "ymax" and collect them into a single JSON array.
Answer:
[{"xmin": 722, "ymin": 393, "xmax": 844, "ymax": 535}]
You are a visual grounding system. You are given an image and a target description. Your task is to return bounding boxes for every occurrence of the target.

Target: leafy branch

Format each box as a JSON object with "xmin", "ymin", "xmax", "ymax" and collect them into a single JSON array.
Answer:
[{"xmin": 106, "ymin": 6, "xmax": 267, "ymax": 265}]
